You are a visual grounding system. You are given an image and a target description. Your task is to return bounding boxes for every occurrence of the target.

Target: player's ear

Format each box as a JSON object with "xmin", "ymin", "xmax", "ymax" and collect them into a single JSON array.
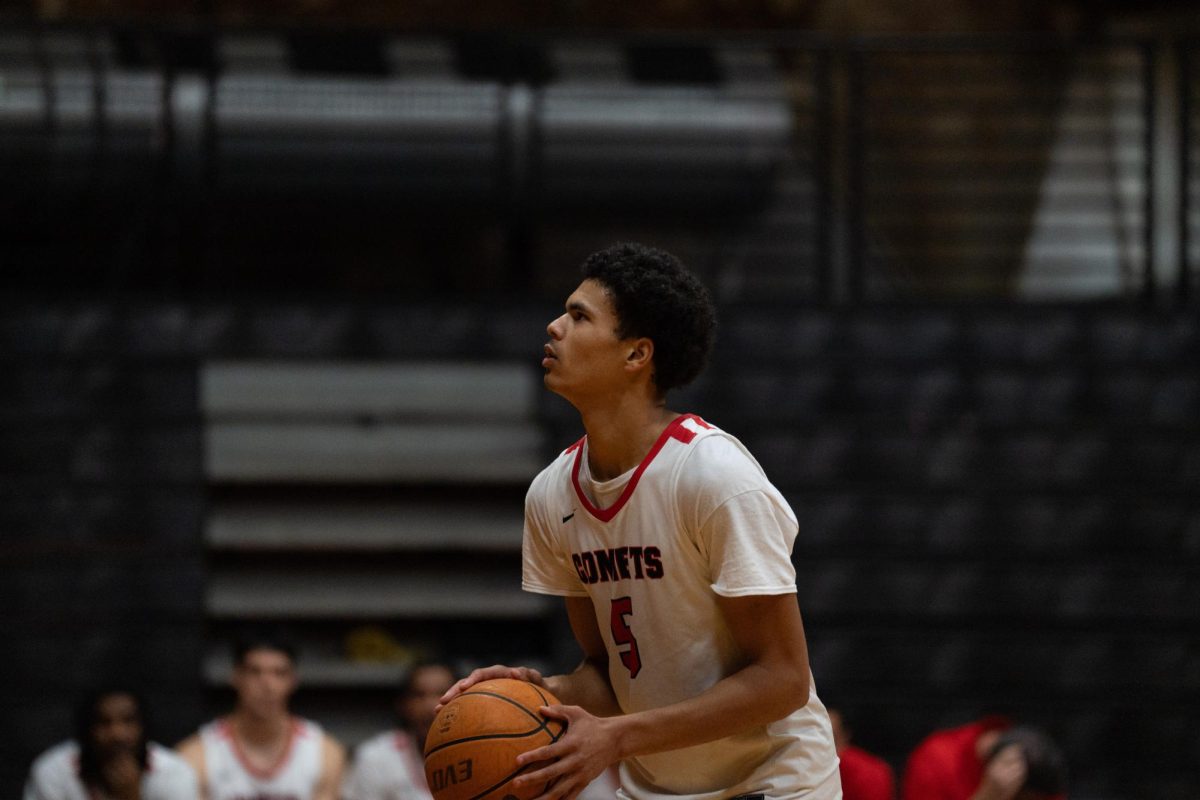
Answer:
[{"xmin": 625, "ymin": 338, "xmax": 654, "ymax": 371}]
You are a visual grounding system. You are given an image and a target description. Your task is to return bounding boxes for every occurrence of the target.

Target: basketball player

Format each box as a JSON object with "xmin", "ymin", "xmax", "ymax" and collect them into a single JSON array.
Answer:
[
  {"xmin": 25, "ymin": 686, "xmax": 197, "ymax": 800},
  {"xmin": 342, "ymin": 661, "xmax": 457, "ymax": 800},
  {"xmin": 441, "ymin": 243, "xmax": 840, "ymax": 800},
  {"xmin": 177, "ymin": 632, "xmax": 346, "ymax": 800}
]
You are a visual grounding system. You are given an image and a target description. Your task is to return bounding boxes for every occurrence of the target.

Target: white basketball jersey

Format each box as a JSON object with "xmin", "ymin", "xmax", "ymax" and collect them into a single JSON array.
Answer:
[
  {"xmin": 523, "ymin": 415, "xmax": 839, "ymax": 800},
  {"xmin": 199, "ymin": 717, "xmax": 325, "ymax": 800},
  {"xmin": 24, "ymin": 741, "xmax": 197, "ymax": 800},
  {"xmin": 342, "ymin": 730, "xmax": 431, "ymax": 800}
]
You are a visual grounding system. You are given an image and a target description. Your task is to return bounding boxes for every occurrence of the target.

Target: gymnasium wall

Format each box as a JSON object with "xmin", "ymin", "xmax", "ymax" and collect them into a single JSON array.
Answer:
[{"xmin": 2, "ymin": 24, "xmax": 1199, "ymax": 800}]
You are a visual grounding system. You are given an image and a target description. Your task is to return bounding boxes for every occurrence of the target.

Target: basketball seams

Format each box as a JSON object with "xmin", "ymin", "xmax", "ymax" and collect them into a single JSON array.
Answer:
[
  {"xmin": 462, "ymin": 689, "xmax": 548, "ymax": 726},
  {"xmin": 424, "ymin": 679, "xmax": 566, "ymax": 800},
  {"xmin": 465, "ymin": 760, "xmax": 548, "ymax": 800},
  {"xmin": 424, "ymin": 728, "xmax": 554, "ymax": 759}
]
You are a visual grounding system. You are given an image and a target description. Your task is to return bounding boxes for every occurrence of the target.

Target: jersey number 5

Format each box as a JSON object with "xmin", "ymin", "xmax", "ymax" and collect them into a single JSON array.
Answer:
[{"xmin": 610, "ymin": 597, "xmax": 642, "ymax": 678}]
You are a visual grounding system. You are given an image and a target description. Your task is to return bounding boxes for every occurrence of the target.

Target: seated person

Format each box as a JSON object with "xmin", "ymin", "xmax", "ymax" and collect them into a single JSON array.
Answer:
[
  {"xmin": 177, "ymin": 630, "xmax": 345, "ymax": 800},
  {"xmin": 344, "ymin": 660, "xmax": 621, "ymax": 800},
  {"xmin": 902, "ymin": 716, "xmax": 1067, "ymax": 800},
  {"xmin": 25, "ymin": 685, "xmax": 197, "ymax": 800},
  {"xmin": 343, "ymin": 661, "xmax": 457, "ymax": 800}
]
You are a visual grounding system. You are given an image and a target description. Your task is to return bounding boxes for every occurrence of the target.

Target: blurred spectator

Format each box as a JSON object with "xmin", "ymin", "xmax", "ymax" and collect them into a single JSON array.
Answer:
[
  {"xmin": 343, "ymin": 661, "xmax": 457, "ymax": 800},
  {"xmin": 25, "ymin": 686, "xmax": 197, "ymax": 800},
  {"xmin": 901, "ymin": 716, "xmax": 1067, "ymax": 800},
  {"xmin": 177, "ymin": 630, "xmax": 345, "ymax": 800},
  {"xmin": 342, "ymin": 660, "xmax": 622, "ymax": 800},
  {"xmin": 829, "ymin": 708, "xmax": 896, "ymax": 800}
]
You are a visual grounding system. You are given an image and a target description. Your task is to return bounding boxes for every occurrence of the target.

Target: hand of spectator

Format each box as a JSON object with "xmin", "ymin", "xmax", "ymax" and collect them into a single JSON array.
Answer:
[
  {"xmin": 973, "ymin": 743, "xmax": 1027, "ymax": 800},
  {"xmin": 102, "ymin": 751, "xmax": 143, "ymax": 800},
  {"xmin": 436, "ymin": 664, "xmax": 547, "ymax": 712}
]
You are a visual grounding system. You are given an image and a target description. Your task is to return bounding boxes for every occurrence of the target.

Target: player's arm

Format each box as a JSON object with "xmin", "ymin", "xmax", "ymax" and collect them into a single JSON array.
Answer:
[
  {"xmin": 438, "ymin": 597, "xmax": 620, "ymax": 718},
  {"xmin": 515, "ymin": 591, "xmax": 812, "ymax": 800},
  {"xmin": 543, "ymin": 595, "xmax": 622, "ymax": 717},
  {"xmin": 174, "ymin": 735, "xmax": 208, "ymax": 800},
  {"xmin": 610, "ymin": 591, "xmax": 811, "ymax": 748},
  {"xmin": 313, "ymin": 734, "xmax": 347, "ymax": 800}
]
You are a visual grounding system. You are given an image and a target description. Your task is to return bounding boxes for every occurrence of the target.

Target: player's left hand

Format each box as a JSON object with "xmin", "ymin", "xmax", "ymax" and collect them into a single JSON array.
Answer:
[{"xmin": 512, "ymin": 704, "xmax": 619, "ymax": 800}]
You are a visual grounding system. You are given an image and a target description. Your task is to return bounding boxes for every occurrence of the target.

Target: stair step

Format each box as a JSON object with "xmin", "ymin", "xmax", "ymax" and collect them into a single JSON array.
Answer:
[
  {"xmin": 205, "ymin": 421, "xmax": 544, "ymax": 483},
  {"xmin": 201, "ymin": 361, "xmax": 538, "ymax": 420},
  {"xmin": 206, "ymin": 503, "xmax": 524, "ymax": 551},
  {"xmin": 206, "ymin": 570, "xmax": 548, "ymax": 618}
]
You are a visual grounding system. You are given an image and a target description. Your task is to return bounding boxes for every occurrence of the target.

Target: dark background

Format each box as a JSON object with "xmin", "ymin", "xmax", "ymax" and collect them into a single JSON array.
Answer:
[{"xmin": 1, "ymin": 1, "xmax": 1198, "ymax": 798}]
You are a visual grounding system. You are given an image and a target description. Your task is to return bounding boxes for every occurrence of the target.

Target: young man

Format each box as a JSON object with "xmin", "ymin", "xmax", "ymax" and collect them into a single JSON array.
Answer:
[
  {"xmin": 342, "ymin": 661, "xmax": 457, "ymax": 800},
  {"xmin": 177, "ymin": 632, "xmax": 345, "ymax": 800},
  {"xmin": 25, "ymin": 686, "xmax": 197, "ymax": 800},
  {"xmin": 442, "ymin": 243, "xmax": 840, "ymax": 800}
]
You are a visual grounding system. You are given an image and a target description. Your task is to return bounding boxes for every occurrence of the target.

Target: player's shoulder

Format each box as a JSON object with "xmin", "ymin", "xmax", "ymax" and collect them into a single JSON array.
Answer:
[
  {"xmin": 676, "ymin": 418, "xmax": 762, "ymax": 473},
  {"xmin": 291, "ymin": 716, "xmax": 335, "ymax": 746},
  {"xmin": 28, "ymin": 740, "xmax": 76, "ymax": 778},
  {"xmin": 669, "ymin": 417, "xmax": 786, "ymax": 510},
  {"xmin": 146, "ymin": 742, "xmax": 198, "ymax": 780},
  {"xmin": 174, "ymin": 730, "xmax": 207, "ymax": 777},
  {"xmin": 527, "ymin": 437, "xmax": 583, "ymax": 495}
]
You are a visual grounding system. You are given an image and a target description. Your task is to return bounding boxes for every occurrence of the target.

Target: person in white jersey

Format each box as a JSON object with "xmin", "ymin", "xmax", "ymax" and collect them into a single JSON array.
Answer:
[
  {"xmin": 440, "ymin": 243, "xmax": 841, "ymax": 800},
  {"xmin": 25, "ymin": 686, "xmax": 197, "ymax": 800},
  {"xmin": 177, "ymin": 631, "xmax": 345, "ymax": 800},
  {"xmin": 343, "ymin": 661, "xmax": 457, "ymax": 800}
]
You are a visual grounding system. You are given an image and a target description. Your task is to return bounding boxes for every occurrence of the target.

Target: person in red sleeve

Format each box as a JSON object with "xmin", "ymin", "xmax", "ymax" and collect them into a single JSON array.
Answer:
[
  {"xmin": 901, "ymin": 717, "xmax": 1067, "ymax": 800},
  {"xmin": 830, "ymin": 708, "xmax": 896, "ymax": 800}
]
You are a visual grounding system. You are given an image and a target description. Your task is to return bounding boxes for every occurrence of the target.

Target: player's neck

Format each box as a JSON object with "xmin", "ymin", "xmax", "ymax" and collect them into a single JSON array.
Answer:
[
  {"xmin": 580, "ymin": 398, "xmax": 677, "ymax": 482},
  {"xmin": 231, "ymin": 709, "xmax": 292, "ymax": 748}
]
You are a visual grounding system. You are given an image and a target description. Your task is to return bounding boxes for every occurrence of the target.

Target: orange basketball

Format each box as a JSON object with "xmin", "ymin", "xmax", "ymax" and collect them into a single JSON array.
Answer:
[{"xmin": 424, "ymin": 678, "xmax": 566, "ymax": 800}]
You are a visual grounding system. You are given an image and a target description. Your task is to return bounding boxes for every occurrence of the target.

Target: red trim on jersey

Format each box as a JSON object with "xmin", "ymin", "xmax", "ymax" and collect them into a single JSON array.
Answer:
[
  {"xmin": 220, "ymin": 716, "xmax": 303, "ymax": 781},
  {"xmin": 571, "ymin": 414, "xmax": 707, "ymax": 523}
]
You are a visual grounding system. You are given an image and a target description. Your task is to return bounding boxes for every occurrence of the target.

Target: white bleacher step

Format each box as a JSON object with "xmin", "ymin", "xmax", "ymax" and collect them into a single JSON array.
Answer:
[
  {"xmin": 206, "ymin": 570, "xmax": 549, "ymax": 619},
  {"xmin": 205, "ymin": 421, "xmax": 544, "ymax": 483},
  {"xmin": 201, "ymin": 361, "xmax": 537, "ymax": 420},
  {"xmin": 206, "ymin": 503, "xmax": 523, "ymax": 551}
]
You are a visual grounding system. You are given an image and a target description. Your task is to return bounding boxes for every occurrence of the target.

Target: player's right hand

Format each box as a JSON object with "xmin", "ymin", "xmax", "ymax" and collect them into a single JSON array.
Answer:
[{"xmin": 436, "ymin": 664, "xmax": 546, "ymax": 711}]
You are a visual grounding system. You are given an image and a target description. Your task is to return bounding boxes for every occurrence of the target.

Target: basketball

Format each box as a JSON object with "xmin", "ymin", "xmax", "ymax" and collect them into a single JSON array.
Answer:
[{"xmin": 423, "ymin": 679, "xmax": 566, "ymax": 800}]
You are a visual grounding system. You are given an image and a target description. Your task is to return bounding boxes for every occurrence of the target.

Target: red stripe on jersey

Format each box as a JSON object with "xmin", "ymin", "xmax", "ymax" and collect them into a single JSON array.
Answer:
[
  {"xmin": 571, "ymin": 414, "xmax": 707, "ymax": 523},
  {"xmin": 223, "ymin": 716, "xmax": 302, "ymax": 781}
]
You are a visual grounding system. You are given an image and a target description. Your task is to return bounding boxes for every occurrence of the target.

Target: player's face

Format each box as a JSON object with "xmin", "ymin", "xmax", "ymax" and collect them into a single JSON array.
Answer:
[
  {"xmin": 90, "ymin": 693, "xmax": 143, "ymax": 757},
  {"xmin": 232, "ymin": 648, "xmax": 298, "ymax": 719},
  {"xmin": 543, "ymin": 279, "xmax": 633, "ymax": 404},
  {"xmin": 400, "ymin": 665, "xmax": 456, "ymax": 745}
]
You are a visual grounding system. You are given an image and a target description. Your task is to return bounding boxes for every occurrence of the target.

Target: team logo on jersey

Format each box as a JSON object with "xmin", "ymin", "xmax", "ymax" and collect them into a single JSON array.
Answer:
[{"xmin": 572, "ymin": 546, "xmax": 663, "ymax": 584}]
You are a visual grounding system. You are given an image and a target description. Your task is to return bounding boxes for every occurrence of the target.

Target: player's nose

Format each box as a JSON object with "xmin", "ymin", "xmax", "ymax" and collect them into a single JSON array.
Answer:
[{"xmin": 546, "ymin": 314, "xmax": 566, "ymax": 339}]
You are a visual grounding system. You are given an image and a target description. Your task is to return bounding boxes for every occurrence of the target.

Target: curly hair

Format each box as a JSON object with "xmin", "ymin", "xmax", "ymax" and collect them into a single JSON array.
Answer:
[{"xmin": 582, "ymin": 243, "xmax": 716, "ymax": 394}]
